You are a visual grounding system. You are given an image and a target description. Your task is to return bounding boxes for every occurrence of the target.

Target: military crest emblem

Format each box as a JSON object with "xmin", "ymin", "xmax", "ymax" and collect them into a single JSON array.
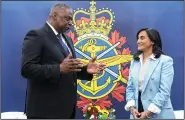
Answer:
[{"xmin": 67, "ymin": 0, "xmax": 133, "ymax": 117}]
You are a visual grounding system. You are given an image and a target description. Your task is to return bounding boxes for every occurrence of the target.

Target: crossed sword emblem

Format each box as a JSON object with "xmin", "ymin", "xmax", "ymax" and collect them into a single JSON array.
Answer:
[{"xmin": 75, "ymin": 42, "xmax": 121, "ymax": 78}]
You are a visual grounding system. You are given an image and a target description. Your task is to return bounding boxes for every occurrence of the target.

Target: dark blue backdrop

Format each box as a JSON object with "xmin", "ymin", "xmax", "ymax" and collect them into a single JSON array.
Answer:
[{"xmin": 2, "ymin": 1, "xmax": 184, "ymax": 119}]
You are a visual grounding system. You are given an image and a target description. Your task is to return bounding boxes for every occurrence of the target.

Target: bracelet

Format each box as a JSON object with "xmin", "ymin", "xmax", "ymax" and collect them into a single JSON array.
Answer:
[{"xmin": 145, "ymin": 113, "xmax": 151, "ymax": 118}]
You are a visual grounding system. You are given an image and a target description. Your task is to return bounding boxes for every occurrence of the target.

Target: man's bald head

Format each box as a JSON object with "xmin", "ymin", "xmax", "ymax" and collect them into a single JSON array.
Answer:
[
  {"xmin": 48, "ymin": 3, "xmax": 73, "ymax": 33},
  {"xmin": 49, "ymin": 3, "xmax": 72, "ymax": 16}
]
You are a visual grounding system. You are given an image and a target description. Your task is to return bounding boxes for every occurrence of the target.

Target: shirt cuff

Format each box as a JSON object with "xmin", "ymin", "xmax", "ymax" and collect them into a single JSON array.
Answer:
[
  {"xmin": 125, "ymin": 100, "xmax": 135, "ymax": 111},
  {"xmin": 148, "ymin": 103, "xmax": 161, "ymax": 114}
]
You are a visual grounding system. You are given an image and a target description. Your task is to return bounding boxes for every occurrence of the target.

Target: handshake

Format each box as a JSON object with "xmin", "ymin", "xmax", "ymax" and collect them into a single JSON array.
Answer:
[{"xmin": 59, "ymin": 54, "xmax": 106, "ymax": 74}]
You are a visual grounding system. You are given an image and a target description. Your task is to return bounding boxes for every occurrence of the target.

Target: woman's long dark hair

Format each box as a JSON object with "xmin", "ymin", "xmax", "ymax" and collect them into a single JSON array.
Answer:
[{"xmin": 133, "ymin": 28, "xmax": 164, "ymax": 61}]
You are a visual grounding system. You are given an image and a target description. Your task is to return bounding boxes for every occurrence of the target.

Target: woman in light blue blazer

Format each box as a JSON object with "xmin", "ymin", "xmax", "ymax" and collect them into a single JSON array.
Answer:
[{"xmin": 125, "ymin": 28, "xmax": 175, "ymax": 119}]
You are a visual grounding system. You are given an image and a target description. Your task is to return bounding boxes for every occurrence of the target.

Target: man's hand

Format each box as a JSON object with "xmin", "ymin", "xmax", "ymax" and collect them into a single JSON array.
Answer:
[
  {"xmin": 130, "ymin": 107, "xmax": 141, "ymax": 119},
  {"xmin": 138, "ymin": 110, "xmax": 153, "ymax": 119},
  {"xmin": 87, "ymin": 56, "xmax": 106, "ymax": 74},
  {"xmin": 60, "ymin": 54, "xmax": 83, "ymax": 73}
]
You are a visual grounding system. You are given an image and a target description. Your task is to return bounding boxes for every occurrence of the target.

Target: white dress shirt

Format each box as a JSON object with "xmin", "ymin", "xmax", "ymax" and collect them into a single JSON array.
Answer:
[
  {"xmin": 138, "ymin": 54, "xmax": 155, "ymax": 91},
  {"xmin": 125, "ymin": 54, "xmax": 161, "ymax": 114}
]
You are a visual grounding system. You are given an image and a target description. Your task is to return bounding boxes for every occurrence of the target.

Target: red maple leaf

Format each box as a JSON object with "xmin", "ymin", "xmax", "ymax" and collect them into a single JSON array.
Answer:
[
  {"xmin": 122, "ymin": 48, "xmax": 131, "ymax": 54},
  {"xmin": 117, "ymin": 50, "xmax": 121, "ymax": 55},
  {"xmin": 111, "ymin": 83, "xmax": 126, "ymax": 102},
  {"xmin": 66, "ymin": 31, "xmax": 77, "ymax": 44},
  {"xmin": 121, "ymin": 67, "xmax": 129, "ymax": 80},
  {"xmin": 117, "ymin": 48, "xmax": 131, "ymax": 55},
  {"xmin": 109, "ymin": 30, "xmax": 126, "ymax": 48},
  {"xmin": 77, "ymin": 96, "xmax": 92, "ymax": 109},
  {"xmin": 95, "ymin": 95, "xmax": 112, "ymax": 109}
]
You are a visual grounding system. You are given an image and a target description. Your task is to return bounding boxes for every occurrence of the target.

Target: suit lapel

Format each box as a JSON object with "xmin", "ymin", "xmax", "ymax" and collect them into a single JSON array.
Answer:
[
  {"xmin": 141, "ymin": 59, "xmax": 160, "ymax": 94},
  {"xmin": 132, "ymin": 61, "xmax": 140, "ymax": 87},
  {"xmin": 44, "ymin": 23, "xmax": 68, "ymax": 57}
]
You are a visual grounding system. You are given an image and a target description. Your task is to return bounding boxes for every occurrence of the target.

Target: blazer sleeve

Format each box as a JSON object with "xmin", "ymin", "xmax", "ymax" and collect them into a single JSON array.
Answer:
[
  {"xmin": 77, "ymin": 65, "xmax": 93, "ymax": 80},
  {"xmin": 151, "ymin": 56, "xmax": 174, "ymax": 109},
  {"xmin": 21, "ymin": 30, "xmax": 61, "ymax": 81},
  {"xmin": 125, "ymin": 60, "xmax": 136, "ymax": 111}
]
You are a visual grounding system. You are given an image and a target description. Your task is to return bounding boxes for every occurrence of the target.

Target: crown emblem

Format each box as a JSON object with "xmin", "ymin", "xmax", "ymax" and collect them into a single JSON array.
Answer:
[
  {"xmin": 68, "ymin": 0, "xmax": 133, "ymax": 116},
  {"xmin": 73, "ymin": 0, "xmax": 115, "ymax": 36}
]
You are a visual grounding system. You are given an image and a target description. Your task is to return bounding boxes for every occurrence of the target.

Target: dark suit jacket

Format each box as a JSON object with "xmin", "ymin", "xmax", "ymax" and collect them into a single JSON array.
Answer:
[{"xmin": 21, "ymin": 23, "xmax": 93, "ymax": 118}]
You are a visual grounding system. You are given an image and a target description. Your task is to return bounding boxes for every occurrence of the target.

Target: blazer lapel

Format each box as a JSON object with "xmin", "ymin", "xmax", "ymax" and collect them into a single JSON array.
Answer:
[
  {"xmin": 44, "ymin": 23, "xmax": 68, "ymax": 57},
  {"xmin": 142, "ymin": 59, "xmax": 160, "ymax": 94},
  {"xmin": 132, "ymin": 61, "xmax": 140, "ymax": 87}
]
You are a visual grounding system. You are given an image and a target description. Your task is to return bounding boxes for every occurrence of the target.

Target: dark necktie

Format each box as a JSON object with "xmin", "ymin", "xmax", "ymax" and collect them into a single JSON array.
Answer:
[{"xmin": 57, "ymin": 34, "xmax": 70, "ymax": 55}]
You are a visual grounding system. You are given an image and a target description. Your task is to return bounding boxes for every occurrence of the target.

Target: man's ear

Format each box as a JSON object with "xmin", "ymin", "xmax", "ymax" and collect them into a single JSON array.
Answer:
[{"xmin": 52, "ymin": 12, "xmax": 58, "ymax": 20}]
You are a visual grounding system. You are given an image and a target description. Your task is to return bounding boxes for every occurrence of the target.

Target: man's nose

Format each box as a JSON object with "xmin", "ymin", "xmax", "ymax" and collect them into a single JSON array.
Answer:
[{"xmin": 68, "ymin": 20, "xmax": 72, "ymax": 26}]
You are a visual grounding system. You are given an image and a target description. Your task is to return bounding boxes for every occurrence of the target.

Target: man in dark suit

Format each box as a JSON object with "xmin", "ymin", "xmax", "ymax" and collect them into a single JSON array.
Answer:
[{"xmin": 21, "ymin": 3, "xmax": 106, "ymax": 119}]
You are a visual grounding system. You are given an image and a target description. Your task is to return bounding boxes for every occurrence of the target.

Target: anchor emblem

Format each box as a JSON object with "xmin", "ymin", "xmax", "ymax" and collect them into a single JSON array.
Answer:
[
  {"xmin": 76, "ymin": 38, "xmax": 132, "ymax": 97},
  {"xmin": 71, "ymin": 0, "xmax": 133, "ymax": 99}
]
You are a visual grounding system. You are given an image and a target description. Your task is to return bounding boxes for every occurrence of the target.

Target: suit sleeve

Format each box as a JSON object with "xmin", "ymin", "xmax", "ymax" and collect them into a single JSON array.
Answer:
[
  {"xmin": 151, "ymin": 56, "xmax": 174, "ymax": 111},
  {"xmin": 21, "ymin": 30, "xmax": 60, "ymax": 81},
  {"xmin": 77, "ymin": 65, "xmax": 93, "ymax": 80},
  {"xmin": 125, "ymin": 61, "xmax": 136, "ymax": 111}
]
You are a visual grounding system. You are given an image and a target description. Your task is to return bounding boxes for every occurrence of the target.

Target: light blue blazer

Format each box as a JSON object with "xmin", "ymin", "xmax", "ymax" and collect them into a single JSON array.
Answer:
[{"xmin": 126, "ymin": 54, "xmax": 175, "ymax": 119}]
